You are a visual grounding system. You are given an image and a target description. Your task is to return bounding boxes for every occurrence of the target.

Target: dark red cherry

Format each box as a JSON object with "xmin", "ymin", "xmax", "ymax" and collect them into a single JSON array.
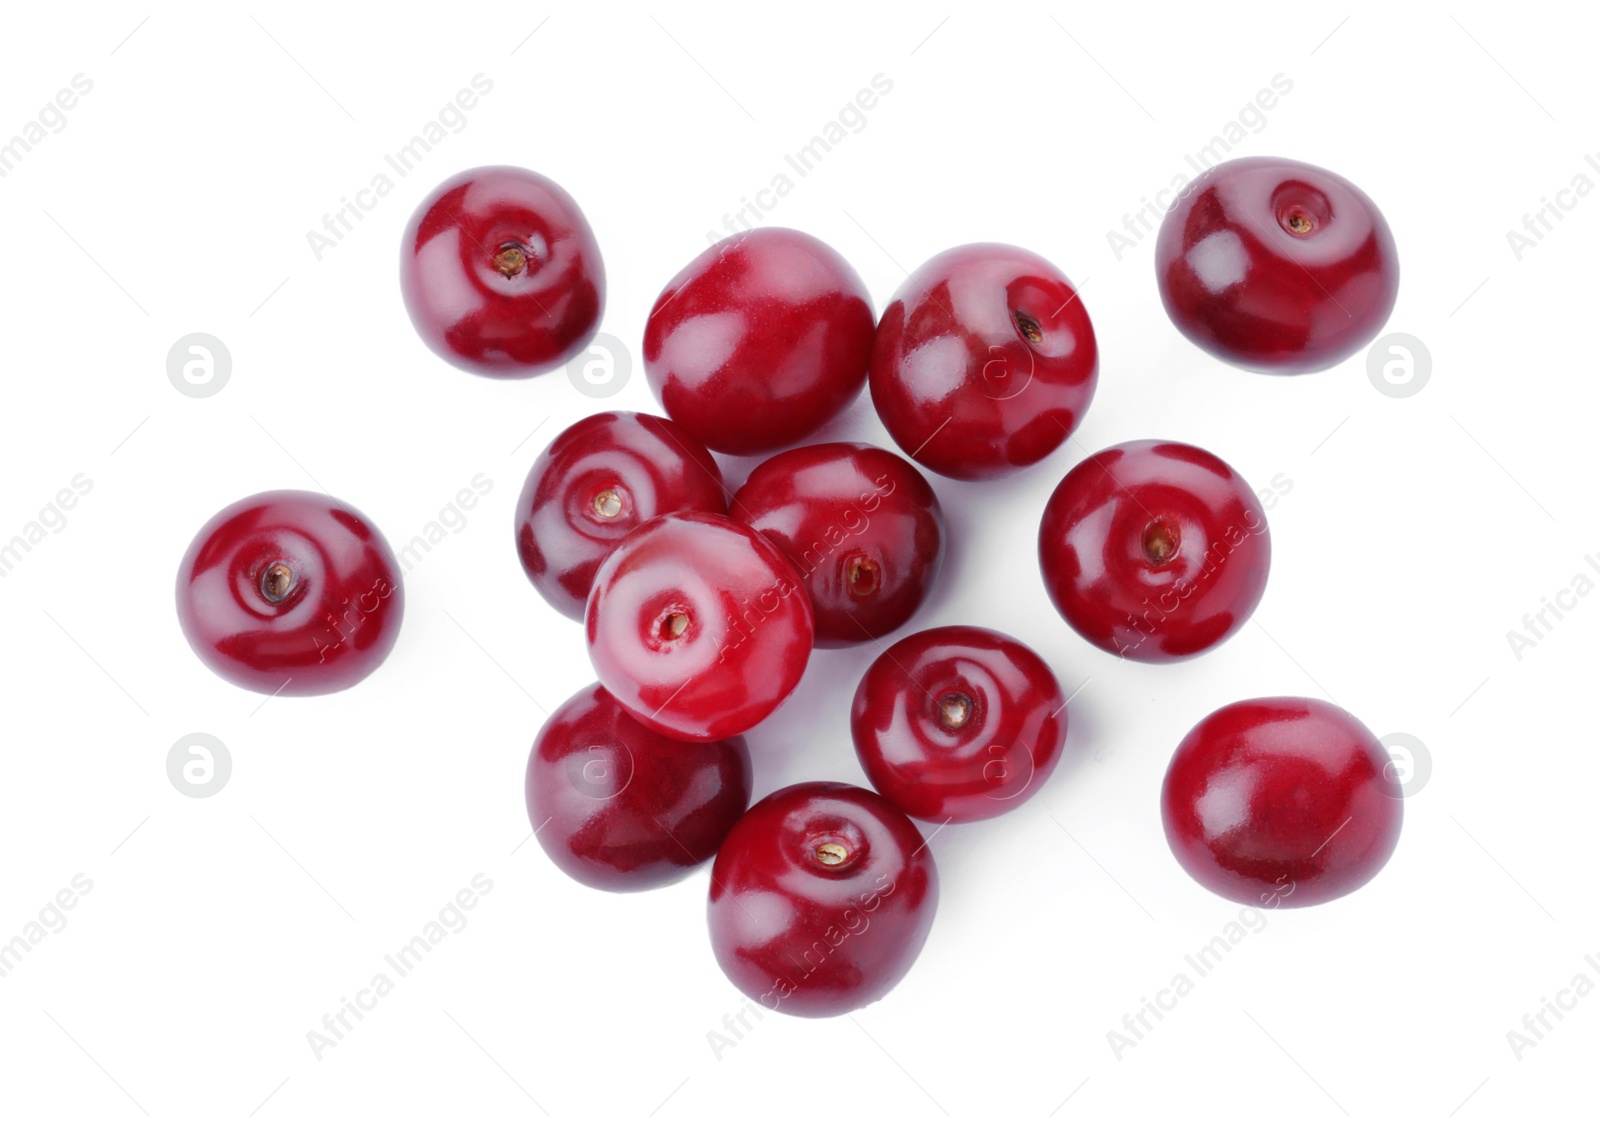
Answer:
[
  {"xmin": 852, "ymin": 626, "xmax": 1066, "ymax": 822},
  {"xmin": 515, "ymin": 412, "xmax": 727, "ymax": 620},
  {"xmin": 1155, "ymin": 156, "xmax": 1398, "ymax": 373},
  {"xmin": 176, "ymin": 490, "xmax": 403, "ymax": 695},
  {"xmin": 730, "ymin": 443, "xmax": 944, "ymax": 647},
  {"xmin": 1161, "ymin": 697, "xmax": 1403, "ymax": 907},
  {"xmin": 707, "ymin": 781, "xmax": 938, "ymax": 1017},
  {"xmin": 1038, "ymin": 439, "xmax": 1269, "ymax": 662},
  {"xmin": 526, "ymin": 683, "xmax": 752, "ymax": 892},
  {"xmin": 869, "ymin": 243, "xmax": 1097, "ymax": 480},
  {"xmin": 585, "ymin": 512, "xmax": 813, "ymax": 741},
  {"xmin": 643, "ymin": 228, "xmax": 875, "ymax": 455},
  {"xmin": 400, "ymin": 165, "xmax": 604, "ymax": 377}
]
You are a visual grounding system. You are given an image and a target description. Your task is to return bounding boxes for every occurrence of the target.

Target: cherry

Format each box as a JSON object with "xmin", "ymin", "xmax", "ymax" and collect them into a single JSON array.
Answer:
[
  {"xmin": 1155, "ymin": 156, "xmax": 1398, "ymax": 373},
  {"xmin": 1161, "ymin": 697, "xmax": 1403, "ymax": 908},
  {"xmin": 730, "ymin": 443, "xmax": 944, "ymax": 648},
  {"xmin": 585, "ymin": 512, "xmax": 813, "ymax": 741},
  {"xmin": 869, "ymin": 243, "xmax": 1098, "ymax": 480},
  {"xmin": 515, "ymin": 411, "xmax": 727, "ymax": 620},
  {"xmin": 176, "ymin": 490, "xmax": 403, "ymax": 695},
  {"xmin": 400, "ymin": 165, "xmax": 604, "ymax": 377},
  {"xmin": 526, "ymin": 682, "xmax": 752, "ymax": 892},
  {"xmin": 642, "ymin": 228, "xmax": 875, "ymax": 455},
  {"xmin": 851, "ymin": 626, "xmax": 1067, "ymax": 822},
  {"xmin": 1038, "ymin": 440, "xmax": 1269, "ymax": 663},
  {"xmin": 707, "ymin": 781, "xmax": 938, "ymax": 1017}
]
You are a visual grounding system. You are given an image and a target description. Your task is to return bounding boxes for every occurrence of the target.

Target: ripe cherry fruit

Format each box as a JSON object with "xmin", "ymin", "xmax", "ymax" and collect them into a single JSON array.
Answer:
[
  {"xmin": 585, "ymin": 512, "xmax": 813, "ymax": 742},
  {"xmin": 1161, "ymin": 697, "xmax": 1404, "ymax": 907},
  {"xmin": 1038, "ymin": 440, "xmax": 1269, "ymax": 662},
  {"xmin": 707, "ymin": 781, "xmax": 938, "ymax": 1017},
  {"xmin": 643, "ymin": 228, "xmax": 875, "ymax": 455},
  {"xmin": 731, "ymin": 442, "xmax": 944, "ymax": 647},
  {"xmin": 869, "ymin": 243, "xmax": 1098, "ymax": 480},
  {"xmin": 852, "ymin": 626, "xmax": 1067, "ymax": 822},
  {"xmin": 516, "ymin": 411, "xmax": 727, "ymax": 620},
  {"xmin": 176, "ymin": 490, "xmax": 404, "ymax": 695},
  {"xmin": 400, "ymin": 165, "xmax": 605, "ymax": 377},
  {"xmin": 527, "ymin": 683, "xmax": 752, "ymax": 892},
  {"xmin": 1155, "ymin": 156, "xmax": 1399, "ymax": 373}
]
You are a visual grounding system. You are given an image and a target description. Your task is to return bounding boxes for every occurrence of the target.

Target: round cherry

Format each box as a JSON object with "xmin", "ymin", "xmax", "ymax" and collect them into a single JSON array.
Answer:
[
  {"xmin": 1155, "ymin": 156, "xmax": 1398, "ymax": 373},
  {"xmin": 1038, "ymin": 440, "xmax": 1269, "ymax": 663},
  {"xmin": 527, "ymin": 683, "xmax": 752, "ymax": 892},
  {"xmin": 730, "ymin": 443, "xmax": 944, "ymax": 647},
  {"xmin": 176, "ymin": 490, "xmax": 403, "ymax": 695},
  {"xmin": 707, "ymin": 781, "xmax": 938, "ymax": 1018},
  {"xmin": 852, "ymin": 626, "xmax": 1066, "ymax": 823},
  {"xmin": 585, "ymin": 512, "xmax": 813, "ymax": 741},
  {"xmin": 869, "ymin": 243, "xmax": 1098, "ymax": 480},
  {"xmin": 516, "ymin": 412, "xmax": 727, "ymax": 620},
  {"xmin": 643, "ymin": 228, "xmax": 875, "ymax": 455},
  {"xmin": 400, "ymin": 165, "xmax": 604, "ymax": 377},
  {"xmin": 1161, "ymin": 697, "xmax": 1403, "ymax": 907}
]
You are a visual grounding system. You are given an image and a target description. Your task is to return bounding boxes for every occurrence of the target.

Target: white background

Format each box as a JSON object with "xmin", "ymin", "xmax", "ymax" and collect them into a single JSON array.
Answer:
[{"xmin": 0, "ymin": 2, "xmax": 1592, "ymax": 1128}]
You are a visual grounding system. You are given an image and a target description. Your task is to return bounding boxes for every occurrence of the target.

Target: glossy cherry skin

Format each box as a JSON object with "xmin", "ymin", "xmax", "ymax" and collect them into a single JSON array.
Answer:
[
  {"xmin": 642, "ymin": 228, "xmax": 875, "ymax": 455},
  {"xmin": 1161, "ymin": 697, "xmax": 1403, "ymax": 908},
  {"xmin": 516, "ymin": 412, "xmax": 727, "ymax": 620},
  {"xmin": 1038, "ymin": 440, "xmax": 1269, "ymax": 663},
  {"xmin": 852, "ymin": 626, "xmax": 1066, "ymax": 823},
  {"xmin": 1155, "ymin": 156, "xmax": 1398, "ymax": 373},
  {"xmin": 585, "ymin": 512, "xmax": 813, "ymax": 741},
  {"xmin": 400, "ymin": 165, "xmax": 604, "ymax": 377},
  {"xmin": 707, "ymin": 781, "xmax": 938, "ymax": 1017},
  {"xmin": 869, "ymin": 243, "xmax": 1098, "ymax": 481},
  {"xmin": 730, "ymin": 443, "xmax": 944, "ymax": 648},
  {"xmin": 176, "ymin": 490, "xmax": 403, "ymax": 695},
  {"xmin": 526, "ymin": 683, "xmax": 752, "ymax": 892}
]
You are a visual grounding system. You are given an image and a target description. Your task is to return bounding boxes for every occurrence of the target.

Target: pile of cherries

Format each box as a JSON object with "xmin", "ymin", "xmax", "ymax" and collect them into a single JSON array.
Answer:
[{"xmin": 176, "ymin": 158, "xmax": 1406, "ymax": 1018}]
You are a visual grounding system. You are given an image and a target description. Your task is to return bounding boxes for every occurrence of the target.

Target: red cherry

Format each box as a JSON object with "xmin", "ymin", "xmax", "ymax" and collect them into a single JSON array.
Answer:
[
  {"xmin": 1155, "ymin": 156, "xmax": 1398, "ymax": 373},
  {"xmin": 400, "ymin": 165, "xmax": 604, "ymax": 377},
  {"xmin": 730, "ymin": 442, "xmax": 944, "ymax": 647},
  {"xmin": 643, "ymin": 228, "xmax": 875, "ymax": 455},
  {"xmin": 707, "ymin": 781, "xmax": 938, "ymax": 1018},
  {"xmin": 526, "ymin": 683, "xmax": 752, "ymax": 892},
  {"xmin": 515, "ymin": 412, "xmax": 727, "ymax": 620},
  {"xmin": 585, "ymin": 512, "xmax": 813, "ymax": 741},
  {"xmin": 852, "ymin": 626, "xmax": 1066, "ymax": 823},
  {"xmin": 1038, "ymin": 440, "xmax": 1269, "ymax": 663},
  {"xmin": 176, "ymin": 490, "xmax": 403, "ymax": 695},
  {"xmin": 869, "ymin": 243, "xmax": 1098, "ymax": 480},
  {"xmin": 1161, "ymin": 697, "xmax": 1403, "ymax": 907}
]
